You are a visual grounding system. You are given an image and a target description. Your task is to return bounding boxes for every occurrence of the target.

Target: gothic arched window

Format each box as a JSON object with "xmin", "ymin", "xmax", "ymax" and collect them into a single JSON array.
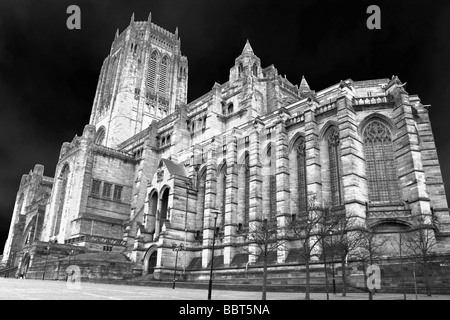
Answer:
[
  {"xmin": 147, "ymin": 191, "xmax": 158, "ymax": 232},
  {"xmin": 147, "ymin": 50, "xmax": 158, "ymax": 92},
  {"xmin": 159, "ymin": 55, "xmax": 169, "ymax": 95},
  {"xmin": 326, "ymin": 128, "xmax": 343, "ymax": 207},
  {"xmin": 196, "ymin": 170, "xmax": 207, "ymax": 233},
  {"xmin": 95, "ymin": 128, "xmax": 106, "ymax": 146},
  {"xmin": 267, "ymin": 145, "xmax": 276, "ymax": 219},
  {"xmin": 227, "ymin": 103, "xmax": 234, "ymax": 115},
  {"xmin": 363, "ymin": 120, "xmax": 399, "ymax": 202},
  {"xmin": 244, "ymin": 152, "xmax": 250, "ymax": 226},
  {"xmin": 252, "ymin": 63, "xmax": 258, "ymax": 77},
  {"xmin": 102, "ymin": 55, "xmax": 119, "ymax": 110},
  {"xmin": 295, "ymin": 137, "xmax": 307, "ymax": 213},
  {"xmin": 53, "ymin": 164, "xmax": 69, "ymax": 236},
  {"xmin": 160, "ymin": 188, "xmax": 170, "ymax": 221},
  {"xmin": 216, "ymin": 162, "xmax": 227, "ymax": 218}
]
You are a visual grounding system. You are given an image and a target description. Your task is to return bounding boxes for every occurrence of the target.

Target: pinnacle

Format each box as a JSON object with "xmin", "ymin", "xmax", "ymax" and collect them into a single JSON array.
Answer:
[
  {"xmin": 300, "ymin": 75, "xmax": 310, "ymax": 91},
  {"xmin": 242, "ymin": 40, "xmax": 254, "ymax": 54},
  {"xmin": 130, "ymin": 12, "xmax": 135, "ymax": 24}
]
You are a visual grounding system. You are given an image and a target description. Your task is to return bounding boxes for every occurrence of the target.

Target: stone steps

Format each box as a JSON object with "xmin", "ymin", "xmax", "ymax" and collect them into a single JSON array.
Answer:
[
  {"xmin": 120, "ymin": 278, "xmax": 364, "ymax": 293},
  {"xmin": 0, "ymin": 266, "xmax": 18, "ymax": 277},
  {"xmin": 124, "ymin": 269, "xmax": 365, "ymax": 293}
]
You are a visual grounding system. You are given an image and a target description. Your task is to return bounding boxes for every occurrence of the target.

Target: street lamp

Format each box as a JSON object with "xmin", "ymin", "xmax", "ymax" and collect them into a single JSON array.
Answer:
[
  {"xmin": 321, "ymin": 234, "xmax": 330, "ymax": 301},
  {"xmin": 42, "ymin": 246, "xmax": 50, "ymax": 280},
  {"xmin": 329, "ymin": 230, "xmax": 336, "ymax": 295},
  {"xmin": 399, "ymin": 232, "xmax": 407, "ymax": 301},
  {"xmin": 207, "ymin": 211, "xmax": 219, "ymax": 300},
  {"xmin": 68, "ymin": 249, "xmax": 74, "ymax": 265},
  {"xmin": 172, "ymin": 243, "xmax": 185, "ymax": 289},
  {"xmin": 66, "ymin": 249, "xmax": 74, "ymax": 282},
  {"xmin": 412, "ymin": 261, "xmax": 418, "ymax": 300},
  {"xmin": 184, "ymin": 181, "xmax": 192, "ymax": 278}
]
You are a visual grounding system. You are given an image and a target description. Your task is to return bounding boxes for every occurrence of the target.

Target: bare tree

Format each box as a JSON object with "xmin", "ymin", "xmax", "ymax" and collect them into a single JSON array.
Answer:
[
  {"xmin": 288, "ymin": 194, "xmax": 335, "ymax": 300},
  {"xmin": 237, "ymin": 214, "xmax": 287, "ymax": 300},
  {"xmin": 318, "ymin": 220, "xmax": 332, "ymax": 300},
  {"xmin": 354, "ymin": 228, "xmax": 389, "ymax": 300},
  {"xmin": 329, "ymin": 211, "xmax": 364, "ymax": 297},
  {"xmin": 401, "ymin": 214, "xmax": 438, "ymax": 297},
  {"xmin": 316, "ymin": 209, "xmax": 345, "ymax": 300}
]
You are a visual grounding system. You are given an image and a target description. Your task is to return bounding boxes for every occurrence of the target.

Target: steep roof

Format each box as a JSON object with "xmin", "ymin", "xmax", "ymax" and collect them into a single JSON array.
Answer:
[{"xmin": 160, "ymin": 158, "xmax": 187, "ymax": 177}]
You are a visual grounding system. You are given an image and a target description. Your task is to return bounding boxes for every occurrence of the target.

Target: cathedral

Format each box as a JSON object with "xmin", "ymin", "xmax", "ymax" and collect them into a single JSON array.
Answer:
[{"xmin": 2, "ymin": 14, "xmax": 450, "ymax": 281}]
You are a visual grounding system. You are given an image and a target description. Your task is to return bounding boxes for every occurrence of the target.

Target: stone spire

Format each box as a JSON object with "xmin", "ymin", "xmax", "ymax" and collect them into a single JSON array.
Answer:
[
  {"xmin": 148, "ymin": 12, "xmax": 152, "ymax": 23},
  {"xmin": 130, "ymin": 12, "xmax": 135, "ymax": 24},
  {"xmin": 241, "ymin": 40, "xmax": 254, "ymax": 55}
]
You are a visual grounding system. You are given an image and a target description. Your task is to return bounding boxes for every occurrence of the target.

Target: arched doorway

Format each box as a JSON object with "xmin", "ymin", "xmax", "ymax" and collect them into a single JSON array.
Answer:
[{"xmin": 148, "ymin": 251, "xmax": 157, "ymax": 274}]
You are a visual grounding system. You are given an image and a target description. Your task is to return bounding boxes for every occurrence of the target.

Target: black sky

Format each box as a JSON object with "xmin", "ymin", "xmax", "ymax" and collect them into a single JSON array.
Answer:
[{"xmin": 1, "ymin": 0, "xmax": 449, "ymax": 253}]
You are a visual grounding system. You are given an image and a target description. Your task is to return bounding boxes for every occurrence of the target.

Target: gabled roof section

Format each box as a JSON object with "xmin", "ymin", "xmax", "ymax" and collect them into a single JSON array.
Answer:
[{"xmin": 159, "ymin": 158, "xmax": 187, "ymax": 177}]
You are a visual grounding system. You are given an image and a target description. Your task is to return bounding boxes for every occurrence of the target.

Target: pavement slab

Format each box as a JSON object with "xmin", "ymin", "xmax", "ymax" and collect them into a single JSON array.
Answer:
[{"xmin": 0, "ymin": 278, "xmax": 448, "ymax": 300}]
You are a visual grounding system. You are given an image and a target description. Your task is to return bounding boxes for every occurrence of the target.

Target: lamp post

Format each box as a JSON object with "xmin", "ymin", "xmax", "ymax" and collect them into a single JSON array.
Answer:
[
  {"xmin": 184, "ymin": 181, "xmax": 192, "ymax": 279},
  {"xmin": 172, "ymin": 243, "xmax": 185, "ymax": 289},
  {"xmin": 412, "ymin": 261, "xmax": 418, "ymax": 300},
  {"xmin": 207, "ymin": 211, "xmax": 219, "ymax": 300},
  {"xmin": 66, "ymin": 249, "xmax": 74, "ymax": 281},
  {"xmin": 68, "ymin": 249, "xmax": 74, "ymax": 266},
  {"xmin": 42, "ymin": 246, "xmax": 50, "ymax": 280},
  {"xmin": 329, "ymin": 230, "xmax": 336, "ymax": 295},
  {"xmin": 399, "ymin": 232, "xmax": 407, "ymax": 300},
  {"xmin": 321, "ymin": 234, "xmax": 330, "ymax": 301}
]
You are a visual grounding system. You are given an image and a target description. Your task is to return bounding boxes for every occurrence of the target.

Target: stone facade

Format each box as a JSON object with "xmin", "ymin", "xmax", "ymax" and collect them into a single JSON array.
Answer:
[{"xmin": 2, "ymin": 15, "xmax": 450, "ymax": 280}]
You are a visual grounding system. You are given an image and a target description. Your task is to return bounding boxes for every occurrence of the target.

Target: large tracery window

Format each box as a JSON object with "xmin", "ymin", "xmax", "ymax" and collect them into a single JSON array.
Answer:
[
  {"xmin": 159, "ymin": 56, "xmax": 168, "ymax": 95},
  {"xmin": 196, "ymin": 170, "xmax": 207, "ymax": 234},
  {"xmin": 327, "ymin": 128, "xmax": 343, "ymax": 207},
  {"xmin": 267, "ymin": 145, "xmax": 276, "ymax": 219},
  {"xmin": 363, "ymin": 120, "xmax": 399, "ymax": 202},
  {"xmin": 296, "ymin": 138, "xmax": 307, "ymax": 213},
  {"xmin": 216, "ymin": 163, "xmax": 227, "ymax": 217},
  {"xmin": 244, "ymin": 152, "xmax": 250, "ymax": 226},
  {"xmin": 219, "ymin": 164, "xmax": 226, "ymax": 231},
  {"xmin": 147, "ymin": 51, "xmax": 158, "ymax": 92},
  {"xmin": 53, "ymin": 164, "xmax": 69, "ymax": 236},
  {"xmin": 101, "ymin": 55, "xmax": 119, "ymax": 111}
]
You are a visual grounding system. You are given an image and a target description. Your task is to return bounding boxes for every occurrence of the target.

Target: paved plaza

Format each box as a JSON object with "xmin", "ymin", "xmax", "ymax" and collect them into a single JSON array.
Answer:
[{"xmin": 0, "ymin": 278, "xmax": 449, "ymax": 300}]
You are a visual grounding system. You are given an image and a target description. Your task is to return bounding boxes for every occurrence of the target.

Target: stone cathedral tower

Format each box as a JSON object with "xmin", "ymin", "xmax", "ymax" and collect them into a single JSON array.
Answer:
[{"xmin": 90, "ymin": 13, "xmax": 188, "ymax": 148}]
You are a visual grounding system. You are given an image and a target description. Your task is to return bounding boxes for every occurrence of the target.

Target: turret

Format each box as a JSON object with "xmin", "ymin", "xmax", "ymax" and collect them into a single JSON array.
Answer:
[{"xmin": 229, "ymin": 40, "xmax": 262, "ymax": 84}]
